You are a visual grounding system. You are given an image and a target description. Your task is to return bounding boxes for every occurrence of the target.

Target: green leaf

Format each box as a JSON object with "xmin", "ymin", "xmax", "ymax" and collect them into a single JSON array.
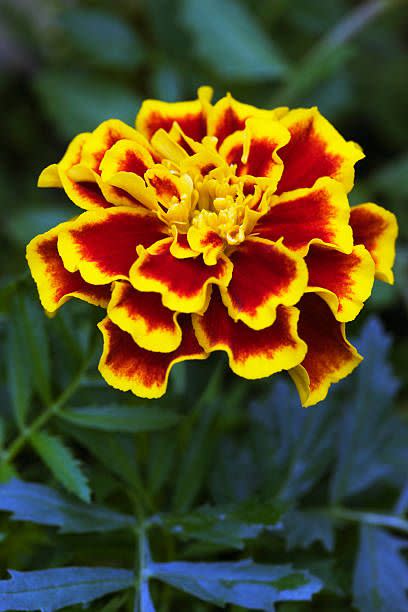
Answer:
[
  {"xmin": 158, "ymin": 500, "xmax": 283, "ymax": 549},
  {"xmin": 180, "ymin": 0, "xmax": 288, "ymax": 82},
  {"xmin": 250, "ymin": 379, "xmax": 336, "ymax": 502},
  {"xmin": 34, "ymin": 70, "xmax": 140, "ymax": 139},
  {"xmin": 150, "ymin": 560, "xmax": 322, "ymax": 608},
  {"xmin": 59, "ymin": 404, "xmax": 181, "ymax": 432},
  {"xmin": 282, "ymin": 509, "xmax": 334, "ymax": 552},
  {"xmin": 65, "ymin": 426, "xmax": 142, "ymax": 491},
  {"xmin": 172, "ymin": 362, "xmax": 224, "ymax": 511},
  {"xmin": 330, "ymin": 318, "xmax": 406, "ymax": 502},
  {"xmin": 0, "ymin": 478, "xmax": 134, "ymax": 533},
  {"xmin": 353, "ymin": 526, "xmax": 408, "ymax": 612},
  {"xmin": 6, "ymin": 301, "xmax": 32, "ymax": 428},
  {"xmin": 31, "ymin": 431, "xmax": 90, "ymax": 502},
  {"xmin": 147, "ymin": 431, "xmax": 177, "ymax": 495},
  {"xmin": 17, "ymin": 294, "xmax": 52, "ymax": 406},
  {"xmin": 59, "ymin": 8, "xmax": 144, "ymax": 71},
  {"xmin": 0, "ymin": 567, "xmax": 133, "ymax": 612}
]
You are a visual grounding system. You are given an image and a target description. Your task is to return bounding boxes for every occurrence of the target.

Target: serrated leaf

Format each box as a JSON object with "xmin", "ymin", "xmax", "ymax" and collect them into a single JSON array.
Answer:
[
  {"xmin": 250, "ymin": 379, "xmax": 336, "ymax": 502},
  {"xmin": 150, "ymin": 560, "xmax": 322, "ymax": 609},
  {"xmin": 159, "ymin": 500, "xmax": 283, "ymax": 549},
  {"xmin": 60, "ymin": 8, "xmax": 144, "ymax": 70},
  {"xmin": 353, "ymin": 526, "xmax": 408, "ymax": 612},
  {"xmin": 31, "ymin": 431, "xmax": 90, "ymax": 502},
  {"xmin": 0, "ymin": 478, "xmax": 134, "ymax": 533},
  {"xmin": 282, "ymin": 510, "xmax": 334, "ymax": 552},
  {"xmin": 181, "ymin": 0, "xmax": 288, "ymax": 81},
  {"xmin": 64, "ymin": 426, "xmax": 142, "ymax": 491},
  {"xmin": 60, "ymin": 404, "xmax": 180, "ymax": 432},
  {"xmin": 0, "ymin": 567, "xmax": 134, "ymax": 612},
  {"xmin": 330, "ymin": 318, "xmax": 406, "ymax": 502}
]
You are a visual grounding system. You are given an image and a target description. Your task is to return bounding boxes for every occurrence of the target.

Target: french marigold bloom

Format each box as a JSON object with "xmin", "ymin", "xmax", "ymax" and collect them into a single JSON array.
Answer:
[{"xmin": 27, "ymin": 87, "xmax": 398, "ymax": 406}]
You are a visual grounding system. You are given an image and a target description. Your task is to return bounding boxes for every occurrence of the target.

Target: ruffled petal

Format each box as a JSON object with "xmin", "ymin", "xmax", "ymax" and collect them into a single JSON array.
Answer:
[
  {"xmin": 276, "ymin": 107, "xmax": 364, "ymax": 194},
  {"xmin": 145, "ymin": 166, "xmax": 185, "ymax": 207},
  {"xmin": 26, "ymin": 223, "xmax": 111, "ymax": 313},
  {"xmin": 207, "ymin": 93, "xmax": 276, "ymax": 147},
  {"xmin": 305, "ymin": 244, "xmax": 375, "ymax": 322},
  {"xmin": 136, "ymin": 87, "xmax": 213, "ymax": 141},
  {"xmin": 107, "ymin": 281, "xmax": 182, "ymax": 353},
  {"xmin": 187, "ymin": 226, "xmax": 224, "ymax": 265},
  {"xmin": 220, "ymin": 237, "xmax": 308, "ymax": 330},
  {"xmin": 350, "ymin": 203, "xmax": 398, "ymax": 284},
  {"xmin": 98, "ymin": 315, "xmax": 207, "ymax": 399},
  {"xmin": 219, "ymin": 117, "xmax": 290, "ymax": 187},
  {"xmin": 80, "ymin": 119, "xmax": 152, "ymax": 174},
  {"xmin": 193, "ymin": 290, "xmax": 306, "ymax": 378},
  {"xmin": 99, "ymin": 139, "xmax": 157, "ymax": 210},
  {"xmin": 58, "ymin": 207, "xmax": 166, "ymax": 284},
  {"xmin": 130, "ymin": 238, "xmax": 233, "ymax": 313},
  {"xmin": 289, "ymin": 294, "xmax": 362, "ymax": 407},
  {"xmin": 54, "ymin": 134, "xmax": 110, "ymax": 210},
  {"xmin": 255, "ymin": 177, "xmax": 353, "ymax": 255}
]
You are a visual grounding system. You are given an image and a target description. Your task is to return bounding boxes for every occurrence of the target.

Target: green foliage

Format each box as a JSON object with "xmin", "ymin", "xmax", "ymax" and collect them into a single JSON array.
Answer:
[
  {"xmin": 1, "ymin": 0, "xmax": 408, "ymax": 609},
  {"xmin": 0, "ymin": 567, "xmax": 134, "ymax": 612},
  {"xmin": 31, "ymin": 431, "xmax": 90, "ymax": 503},
  {"xmin": 1, "ymin": 304, "xmax": 407, "ymax": 610},
  {"xmin": 60, "ymin": 404, "xmax": 181, "ymax": 432},
  {"xmin": 180, "ymin": 0, "xmax": 288, "ymax": 82},
  {"xmin": 353, "ymin": 527, "xmax": 408, "ymax": 612}
]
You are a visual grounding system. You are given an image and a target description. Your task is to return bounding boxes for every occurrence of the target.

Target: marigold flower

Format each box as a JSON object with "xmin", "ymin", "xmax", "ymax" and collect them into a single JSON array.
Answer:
[{"xmin": 26, "ymin": 88, "xmax": 397, "ymax": 406}]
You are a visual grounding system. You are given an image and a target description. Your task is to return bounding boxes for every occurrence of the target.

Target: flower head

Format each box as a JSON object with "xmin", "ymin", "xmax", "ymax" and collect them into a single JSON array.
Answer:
[{"xmin": 26, "ymin": 88, "xmax": 397, "ymax": 406}]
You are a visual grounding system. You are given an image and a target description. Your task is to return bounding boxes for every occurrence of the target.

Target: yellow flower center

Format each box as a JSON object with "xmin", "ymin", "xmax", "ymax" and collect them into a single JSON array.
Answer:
[{"xmin": 152, "ymin": 143, "xmax": 267, "ymax": 264}]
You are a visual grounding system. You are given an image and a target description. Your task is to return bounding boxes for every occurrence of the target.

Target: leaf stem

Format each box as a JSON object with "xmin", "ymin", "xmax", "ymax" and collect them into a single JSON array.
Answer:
[
  {"xmin": 0, "ymin": 342, "xmax": 97, "ymax": 466},
  {"xmin": 133, "ymin": 523, "xmax": 150, "ymax": 611}
]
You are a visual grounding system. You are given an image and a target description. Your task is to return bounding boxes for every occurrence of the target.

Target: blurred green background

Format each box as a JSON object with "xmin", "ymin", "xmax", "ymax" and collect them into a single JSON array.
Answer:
[
  {"xmin": 0, "ymin": 0, "xmax": 407, "ymax": 379},
  {"xmin": 0, "ymin": 2, "xmax": 408, "ymax": 609}
]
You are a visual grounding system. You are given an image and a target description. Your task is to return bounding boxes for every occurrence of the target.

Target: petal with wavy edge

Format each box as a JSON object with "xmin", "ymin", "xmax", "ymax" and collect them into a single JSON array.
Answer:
[
  {"xmin": 145, "ymin": 166, "xmax": 185, "ymax": 207},
  {"xmin": 50, "ymin": 133, "xmax": 110, "ymax": 210},
  {"xmin": 255, "ymin": 177, "xmax": 353, "ymax": 256},
  {"xmin": 136, "ymin": 87, "xmax": 213, "ymax": 141},
  {"xmin": 58, "ymin": 207, "xmax": 167, "ymax": 285},
  {"xmin": 80, "ymin": 119, "xmax": 152, "ymax": 174},
  {"xmin": 130, "ymin": 238, "xmax": 232, "ymax": 313},
  {"xmin": 350, "ymin": 203, "xmax": 398, "ymax": 284},
  {"xmin": 98, "ymin": 315, "xmax": 207, "ymax": 399},
  {"xmin": 207, "ymin": 93, "xmax": 277, "ymax": 147},
  {"xmin": 107, "ymin": 281, "xmax": 182, "ymax": 352},
  {"xmin": 193, "ymin": 290, "xmax": 306, "ymax": 379},
  {"xmin": 219, "ymin": 117, "xmax": 290, "ymax": 187},
  {"xmin": 187, "ymin": 226, "xmax": 225, "ymax": 265},
  {"xmin": 169, "ymin": 232, "xmax": 198, "ymax": 260},
  {"xmin": 220, "ymin": 237, "xmax": 308, "ymax": 330},
  {"xmin": 276, "ymin": 107, "xmax": 364, "ymax": 194},
  {"xmin": 305, "ymin": 244, "xmax": 375, "ymax": 322},
  {"xmin": 26, "ymin": 222, "xmax": 111, "ymax": 313},
  {"xmin": 98, "ymin": 139, "xmax": 158, "ymax": 210},
  {"xmin": 289, "ymin": 294, "xmax": 362, "ymax": 407}
]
